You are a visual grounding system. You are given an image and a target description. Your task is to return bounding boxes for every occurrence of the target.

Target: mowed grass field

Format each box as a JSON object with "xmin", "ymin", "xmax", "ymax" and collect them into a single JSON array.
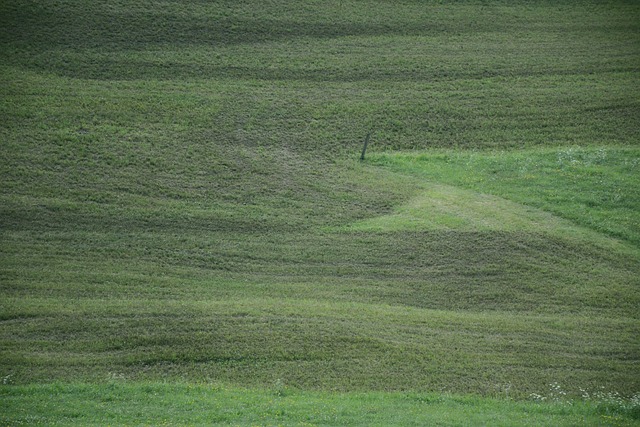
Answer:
[{"xmin": 1, "ymin": 0, "xmax": 640, "ymax": 425}]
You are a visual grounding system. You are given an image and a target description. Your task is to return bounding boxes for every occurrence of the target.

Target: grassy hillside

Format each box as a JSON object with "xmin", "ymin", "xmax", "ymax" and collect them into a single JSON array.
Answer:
[{"xmin": 1, "ymin": 0, "xmax": 640, "ymax": 424}]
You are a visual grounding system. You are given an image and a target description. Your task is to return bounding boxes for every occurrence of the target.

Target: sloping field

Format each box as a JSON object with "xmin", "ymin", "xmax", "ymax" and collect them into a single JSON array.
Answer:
[{"xmin": 1, "ymin": 0, "xmax": 639, "ymax": 424}]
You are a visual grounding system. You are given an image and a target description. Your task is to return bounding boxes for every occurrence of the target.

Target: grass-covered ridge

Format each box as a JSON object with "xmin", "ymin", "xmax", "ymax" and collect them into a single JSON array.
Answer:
[{"xmin": 1, "ymin": 0, "xmax": 639, "ymax": 424}]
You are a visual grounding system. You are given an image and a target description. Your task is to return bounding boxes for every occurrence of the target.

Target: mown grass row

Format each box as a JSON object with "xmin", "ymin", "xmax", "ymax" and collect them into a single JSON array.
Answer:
[
  {"xmin": 2, "ymin": 222, "xmax": 638, "ymax": 395},
  {"xmin": 2, "ymin": 0, "xmax": 639, "ymax": 154}
]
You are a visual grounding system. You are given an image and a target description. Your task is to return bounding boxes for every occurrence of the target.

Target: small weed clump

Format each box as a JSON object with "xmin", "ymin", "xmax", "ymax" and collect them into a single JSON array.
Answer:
[{"xmin": 530, "ymin": 383, "xmax": 640, "ymax": 424}]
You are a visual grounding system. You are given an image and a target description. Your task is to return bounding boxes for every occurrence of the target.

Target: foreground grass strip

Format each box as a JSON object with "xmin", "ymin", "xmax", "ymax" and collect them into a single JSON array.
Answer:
[{"xmin": 2, "ymin": 383, "xmax": 639, "ymax": 427}]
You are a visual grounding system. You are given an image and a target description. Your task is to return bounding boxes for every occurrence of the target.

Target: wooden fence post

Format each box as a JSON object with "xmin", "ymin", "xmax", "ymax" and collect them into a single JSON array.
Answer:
[{"xmin": 360, "ymin": 132, "xmax": 371, "ymax": 161}]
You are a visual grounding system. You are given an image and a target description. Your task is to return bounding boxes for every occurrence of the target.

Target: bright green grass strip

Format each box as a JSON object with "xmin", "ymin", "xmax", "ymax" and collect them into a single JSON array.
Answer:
[
  {"xmin": 343, "ymin": 180, "xmax": 635, "ymax": 258},
  {"xmin": 1, "ymin": 383, "xmax": 639, "ymax": 427},
  {"xmin": 366, "ymin": 146, "xmax": 640, "ymax": 247}
]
